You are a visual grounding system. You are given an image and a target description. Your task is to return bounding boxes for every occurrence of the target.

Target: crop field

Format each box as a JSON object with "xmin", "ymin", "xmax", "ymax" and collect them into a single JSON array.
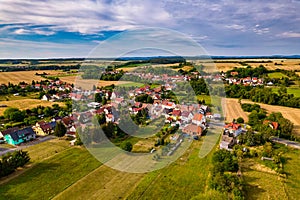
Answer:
[
  {"xmin": 60, "ymin": 76, "xmax": 141, "ymax": 89},
  {"xmin": 193, "ymin": 59, "xmax": 300, "ymax": 71},
  {"xmin": 241, "ymin": 99, "xmax": 300, "ymax": 136},
  {"xmin": 224, "ymin": 98, "xmax": 249, "ymax": 122},
  {"xmin": 0, "ymin": 99, "xmax": 65, "ymax": 115},
  {"xmin": 0, "ymin": 70, "xmax": 62, "ymax": 84}
]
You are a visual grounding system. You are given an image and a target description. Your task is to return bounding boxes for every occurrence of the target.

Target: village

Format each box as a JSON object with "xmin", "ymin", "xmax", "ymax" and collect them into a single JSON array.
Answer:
[{"xmin": 0, "ymin": 66, "xmax": 282, "ymax": 152}]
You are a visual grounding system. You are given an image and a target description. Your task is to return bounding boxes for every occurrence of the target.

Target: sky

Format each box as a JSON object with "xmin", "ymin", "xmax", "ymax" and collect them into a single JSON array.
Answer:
[{"xmin": 0, "ymin": 0, "xmax": 300, "ymax": 58}]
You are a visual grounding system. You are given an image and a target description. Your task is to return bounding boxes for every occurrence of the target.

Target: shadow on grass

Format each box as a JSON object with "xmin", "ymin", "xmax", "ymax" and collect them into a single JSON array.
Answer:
[{"xmin": 0, "ymin": 162, "xmax": 61, "ymax": 200}]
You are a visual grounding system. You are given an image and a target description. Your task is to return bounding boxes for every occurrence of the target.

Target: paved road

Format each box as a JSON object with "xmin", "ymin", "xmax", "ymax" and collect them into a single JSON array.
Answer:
[
  {"xmin": 270, "ymin": 137, "xmax": 300, "ymax": 150},
  {"xmin": 0, "ymin": 135, "xmax": 56, "ymax": 156}
]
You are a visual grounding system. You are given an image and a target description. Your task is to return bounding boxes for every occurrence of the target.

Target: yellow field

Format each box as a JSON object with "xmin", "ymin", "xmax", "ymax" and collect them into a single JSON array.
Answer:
[
  {"xmin": 189, "ymin": 59, "xmax": 300, "ymax": 72},
  {"xmin": 241, "ymin": 99, "xmax": 300, "ymax": 136},
  {"xmin": 60, "ymin": 76, "xmax": 138, "ymax": 89},
  {"xmin": 224, "ymin": 98, "xmax": 249, "ymax": 122},
  {"xmin": 0, "ymin": 70, "xmax": 62, "ymax": 85},
  {"xmin": 215, "ymin": 62, "xmax": 243, "ymax": 71},
  {"xmin": 0, "ymin": 99, "xmax": 64, "ymax": 115}
]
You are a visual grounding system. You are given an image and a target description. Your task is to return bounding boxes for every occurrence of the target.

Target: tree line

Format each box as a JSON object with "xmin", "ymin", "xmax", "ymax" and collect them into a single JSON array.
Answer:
[{"xmin": 0, "ymin": 150, "xmax": 30, "ymax": 178}]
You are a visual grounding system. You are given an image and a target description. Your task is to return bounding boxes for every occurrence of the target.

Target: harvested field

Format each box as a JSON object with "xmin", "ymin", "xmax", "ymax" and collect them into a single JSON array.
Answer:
[
  {"xmin": 60, "ymin": 76, "xmax": 139, "ymax": 89},
  {"xmin": 0, "ymin": 70, "xmax": 62, "ymax": 84},
  {"xmin": 0, "ymin": 99, "xmax": 64, "ymax": 115},
  {"xmin": 193, "ymin": 59, "xmax": 300, "ymax": 72},
  {"xmin": 224, "ymin": 98, "xmax": 249, "ymax": 122}
]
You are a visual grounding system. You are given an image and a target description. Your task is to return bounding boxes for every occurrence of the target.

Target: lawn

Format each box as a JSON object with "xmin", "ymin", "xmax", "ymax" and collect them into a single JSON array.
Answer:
[
  {"xmin": 268, "ymin": 72, "xmax": 288, "ymax": 79},
  {"xmin": 117, "ymin": 82, "xmax": 144, "ymax": 88},
  {"xmin": 24, "ymin": 138, "xmax": 71, "ymax": 162},
  {"xmin": 0, "ymin": 147, "xmax": 101, "ymax": 200}
]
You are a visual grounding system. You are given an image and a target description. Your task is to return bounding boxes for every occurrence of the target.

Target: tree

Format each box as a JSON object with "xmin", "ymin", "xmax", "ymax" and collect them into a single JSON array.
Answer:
[
  {"xmin": 54, "ymin": 121, "xmax": 67, "ymax": 137},
  {"xmin": 3, "ymin": 107, "xmax": 25, "ymax": 122},
  {"xmin": 102, "ymin": 97, "xmax": 107, "ymax": 105},
  {"xmin": 97, "ymin": 113, "xmax": 106, "ymax": 125},
  {"xmin": 236, "ymin": 117, "xmax": 244, "ymax": 124},
  {"xmin": 95, "ymin": 93, "xmax": 102, "ymax": 103},
  {"xmin": 121, "ymin": 141, "xmax": 133, "ymax": 152},
  {"xmin": 74, "ymin": 128, "xmax": 83, "ymax": 145}
]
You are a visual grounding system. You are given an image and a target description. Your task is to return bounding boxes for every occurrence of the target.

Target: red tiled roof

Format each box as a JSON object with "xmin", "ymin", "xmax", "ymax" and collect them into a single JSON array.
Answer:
[
  {"xmin": 172, "ymin": 109, "xmax": 181, "ymax": 116},
  {"xmin": 193, "ymin": 113, "xmax": 203, "ymax": 121}
]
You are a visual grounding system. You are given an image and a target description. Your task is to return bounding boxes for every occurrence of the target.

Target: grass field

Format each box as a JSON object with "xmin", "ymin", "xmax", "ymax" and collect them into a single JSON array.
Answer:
[
  {"xmin": 0, "ymin": 92, "xmax": 39, "ymax": 101},
  {"xmin": 127, "ymin": 140, "xmax": 213, "ymax": 200},
  {"xmin": 268, "ymin": 72, "xmax": 288, "ymax": 79},
  {"xmin": 242, "ymin": 147, "xmax": 300, "ymax": 200},
  {"xmin": 0, "ymin": 99, "xmax": 65, "ymax": 115},
  {"xmin": 284, "ymin": 148, "xmax": 300, "ymax": 199},
  {"xmin": 225, "ymin": 98, "xmax": 249, "ymax": 123},
  {"xmin": 241, "ymin": 99, "xmax": 300, "ymax": 136},
  {"xmin": 0, "ymin": 147, "xmax": 101, "ymax": 200},
  {"xmin": 241, "ymin": 159, "xmax": 288, "ymax": 200},
  {"xmin": 53, "ymin": 165, "xmax": 145, "ymax": 200},
  {"xmin": 0, "ymin": 70, "xmax": 62, "ymax": 84},
  {"xmin": 271, "ymin": 86, "xmax": 300, "ymax": 97}
]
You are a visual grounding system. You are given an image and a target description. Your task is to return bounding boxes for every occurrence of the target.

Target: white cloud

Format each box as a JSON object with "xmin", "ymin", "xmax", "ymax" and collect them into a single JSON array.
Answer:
[
  {"xmin": 225, "ymin": 24, "xmax": 246, "ymax": 32},
  {"xmin": 0, "ymin": 0, "xmax": 172, "ymax": 34},
  {"xmin": 253, "ymin": 27, "xmax": 270, "ymax": 35},
  {"xmin": 278, "ymin": 32, "xmax": 300, "ymax": 38}
]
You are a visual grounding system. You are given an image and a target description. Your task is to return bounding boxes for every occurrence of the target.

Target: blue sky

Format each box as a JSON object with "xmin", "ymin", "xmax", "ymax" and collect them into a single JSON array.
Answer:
[{"xmin": 0, "ymin": 0, "xmax": 300, "ymax": 58}]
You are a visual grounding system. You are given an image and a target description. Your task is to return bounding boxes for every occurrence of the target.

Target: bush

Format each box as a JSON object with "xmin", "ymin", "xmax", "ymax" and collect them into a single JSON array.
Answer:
[
  {"xmin": 121, "ymin": 141, "xmax": 133, "ymax": 152},
  {"xmin": 0, "ymin": 150, "xmax": 30, "ymax": 178},
  {"xmin": 236, "ymin": 117, "xmax": 244, "ymax": 123}
]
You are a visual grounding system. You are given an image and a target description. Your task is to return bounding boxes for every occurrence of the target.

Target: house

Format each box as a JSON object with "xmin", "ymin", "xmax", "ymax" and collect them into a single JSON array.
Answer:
[
  {"xmin": 0, "ymin": 127, "xmax": 19, "ymax": 139},
  {"xmin": 182, "ymin": 124, "xmax": 203, "ymax": 136},
  {"xmin": 34, "ymin": 121, "xmax": 56, "ymax": 136},
  {"xmin": 263, "ymin": 120, "xmax": 279, "ymax": 130},
  {"xmin": 66, "ymin": 126, "xmax": 76, "ymax": 137},
  {"xmin": 62, "ymin": 116, "xmax": 74, "ymax": 128},
  {"xmin": 181, "ymin": 111, "xmax": 193, "ymax": 123},
  {"xmin": 220, "ymin": 135, "xmax": 236, "ymax": 150},
  {"xmin": 41, "ymin": 94, "xmax": 51, "ymax": 101},
  {"xmin": 4, "ymin": 127, "xmax": 36, "ymax": 145},
  {"xmin": 87, "ymin": 102, "xmax": 101, "ymax": 109},
  {"xmin": 106, "ymin": 113, "xmax": 114, "ymax": 123},
  {"xmin": 192, "ymin": 113, "xmax": 206, "ymax": 127},
  {"xmin": 224, "ymin": 122, "xmax": 242, "ymax": 137},
  {"xmin": 171, "ymin": 109, "xmax": 181, "ymax": 120}
]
